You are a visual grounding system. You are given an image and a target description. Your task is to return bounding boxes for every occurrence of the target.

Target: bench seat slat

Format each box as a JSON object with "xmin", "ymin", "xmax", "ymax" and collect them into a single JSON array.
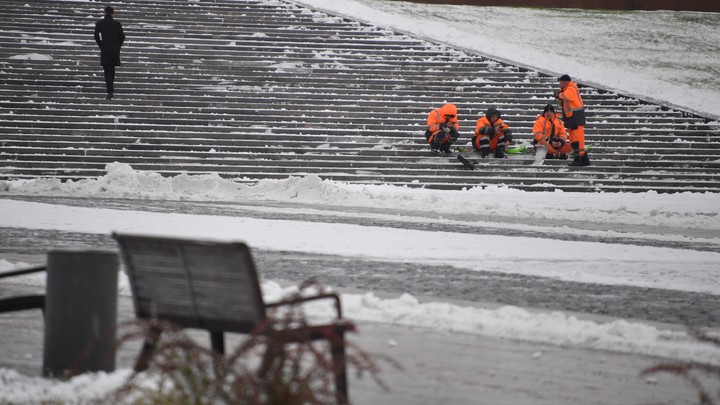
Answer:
[{"xmin": 117, "ymin": 235, "xmax": 266, "ymax": 328}]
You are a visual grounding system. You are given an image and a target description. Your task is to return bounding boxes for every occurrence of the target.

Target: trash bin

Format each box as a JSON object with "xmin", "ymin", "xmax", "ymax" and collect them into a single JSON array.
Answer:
[{"xmin": 42, "ymin": 249, "xmax": 118, "ymax": 377}]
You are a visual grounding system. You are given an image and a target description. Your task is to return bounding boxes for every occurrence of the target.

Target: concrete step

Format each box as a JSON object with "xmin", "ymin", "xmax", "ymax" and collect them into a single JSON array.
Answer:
[
  {"xmin": 0, "ymin": 0, "xmax": 718, "ymax": 193},
  {"xmin": 4, "ymin": 135, "xmax": 719, "ymax": 152},
  {"xmin": 0, "ymin": 106, "xmax": 707, "ymax": 126},
  {"xmin": 4, "ymin": 146, "xmax": 720, "ymax": 172},
  {"xmin": 0, "ymin": 100, "xmax": 703, "ymax": 122}
]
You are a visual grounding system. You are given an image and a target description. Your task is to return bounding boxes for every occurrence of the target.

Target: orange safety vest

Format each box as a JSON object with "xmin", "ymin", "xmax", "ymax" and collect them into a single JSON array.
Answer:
[
  {"xmin": 532, "ymin": 114, "xmax": 567, "ymax": 143},
  {"xmin": 557, "ymin": 81, "xmax": 583, "ymax": 118},
  {"xmin": 557, "ymin": 81, "xmax": 586, "ymax": 129},
  {"xmin": 427, "ymin": 103, "xmax": 459, "ymax": 136},
  {"xmin": 474, "ymin": 116, "xmax": 509, "ymax": 138}
]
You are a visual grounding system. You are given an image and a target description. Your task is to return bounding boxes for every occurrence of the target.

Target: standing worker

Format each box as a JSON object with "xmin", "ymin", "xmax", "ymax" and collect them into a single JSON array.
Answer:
[
  {"xmin": 94, "ymin": 6, "xmax": 125, "ymax": 100},
  {"xmin": 425, "ymin": 103, "xmax": 460, "ymax": 153},
  {"xmin": 555, "ymin": 74, "xmax": 590, "ymax": 166}
]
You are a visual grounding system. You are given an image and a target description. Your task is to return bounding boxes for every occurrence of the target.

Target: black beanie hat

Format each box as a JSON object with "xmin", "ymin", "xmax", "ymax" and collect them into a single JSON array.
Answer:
[
  {"xmin": 558, "ymin": 74, "xmax": 571, "ymax": 81},
  {"xmin": 543, "ymin": 104, "xmax": 555, "ymax": 113},
  {"xmin": 485, "ymin": 107, "xmax": 500, "ymax": 119}
]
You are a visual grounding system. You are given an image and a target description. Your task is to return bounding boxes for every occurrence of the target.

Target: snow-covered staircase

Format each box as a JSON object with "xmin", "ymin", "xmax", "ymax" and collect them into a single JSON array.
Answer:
[{"xmin": 1, "ymin": 0, "xmax": 719, "ymax": 192}]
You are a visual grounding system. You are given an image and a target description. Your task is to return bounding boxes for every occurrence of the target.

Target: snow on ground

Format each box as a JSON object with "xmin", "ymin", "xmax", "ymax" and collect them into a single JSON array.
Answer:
[
  {"xmin": 4, "ymin": 196, "xmax": 720, "ymax": 293},
  {"xmin": 2, "ymin": 162, "xmax": 720, "ymax": 295},
  {"xmin": 2, "ymin": 0, "xmax": 720, "ymax": 401},
  {"xmin": 4, "ymin": 163, "xmax": 720, "ymax": 232},
  {"xmin": 295, "ymin": 0, "xmax": 720, "ymax": 119},
  {"xmin": 2, "ymin": 165, "xmax": 720, "ymax": 365},
  {"xmin": 8, "ymin": 53, "xmax": 53, "ymax": 61}
]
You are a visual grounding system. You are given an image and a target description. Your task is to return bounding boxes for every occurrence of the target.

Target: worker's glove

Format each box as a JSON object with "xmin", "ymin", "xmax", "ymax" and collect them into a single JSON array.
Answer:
[
  {"xmin": 554, "ymin": 90, "xmax": 561, "ymax": 99},
  {"xmin": 443, "ymin": 126, "xmax": 451, "ymax": 134},
  {"xmin": 481, "ymin": 126, "xmax": 495, "ymax": 136}
]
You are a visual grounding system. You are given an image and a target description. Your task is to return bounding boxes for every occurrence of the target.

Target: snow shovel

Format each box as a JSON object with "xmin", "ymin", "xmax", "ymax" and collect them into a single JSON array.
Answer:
[
  {"xmin": 532, "ymin": 144, "xmax": 548, "ymax": 166},
  {"xmin": 457, "ymin": 154, "xmax": 476, "ymax": 170}
]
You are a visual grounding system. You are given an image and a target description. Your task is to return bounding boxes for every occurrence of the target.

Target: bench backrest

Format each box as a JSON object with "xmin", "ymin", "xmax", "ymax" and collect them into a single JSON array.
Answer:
[{"xmin": 113, "ymin": 233, "xmax": 266, "ymax": 334}]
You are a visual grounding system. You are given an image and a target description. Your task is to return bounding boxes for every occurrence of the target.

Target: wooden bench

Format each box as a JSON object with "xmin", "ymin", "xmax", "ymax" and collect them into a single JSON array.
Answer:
[{"xmin": 113, "ymin": 232, "xmax": 355, "ymax": 404}]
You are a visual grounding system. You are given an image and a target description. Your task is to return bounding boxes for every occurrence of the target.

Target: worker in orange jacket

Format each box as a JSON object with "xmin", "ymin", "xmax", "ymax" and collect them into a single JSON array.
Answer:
[
  {"xmin": 425, "ymin": 103, "xmax": 460, "ymax": 153},
  {"xmin": 555, "ymin": 74, "xmax": 590, "ymax": 166},
  {"xmin": 532, "ymin": 104, "xmax": 572, "ymax": 160},
  {"xmin": 473, "ymin": 107, "xmax": 512, "ymax": 158}
]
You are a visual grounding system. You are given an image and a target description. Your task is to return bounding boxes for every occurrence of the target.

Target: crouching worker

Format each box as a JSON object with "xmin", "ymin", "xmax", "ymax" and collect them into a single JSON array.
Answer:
[
  {"xmin": 473, "ymin": 107, "xmax": 512, "ymax": 158},
  {"xmin": 533, "ymin": 104, "xmax": 572, "ymax": 159},
  {"xmin": 425, "ymin": 103, "xmax": 460, "ymax": 153}
]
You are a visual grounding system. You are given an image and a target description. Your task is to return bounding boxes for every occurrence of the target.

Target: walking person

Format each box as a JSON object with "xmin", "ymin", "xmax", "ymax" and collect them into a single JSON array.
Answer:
[
  {"xmin": 473, "ymin": 107, "xmax": 512, "ymax": 158},
  {"xmin": 555, "ymin": 74, "xmax": 590, "ymax": 166},
  {"xmin": 94, "ymin": 6, "xmax": 125, "ymax": 100},
  {"xmin": 425, "ymin": 103, "xmax": 460, "ymax": 153}
]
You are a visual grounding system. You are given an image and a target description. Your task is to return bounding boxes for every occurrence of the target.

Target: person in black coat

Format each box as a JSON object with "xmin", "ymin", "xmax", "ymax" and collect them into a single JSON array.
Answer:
[{"xmin": 94, "ymin": 6, "xmax": 125, "ymax": 99}]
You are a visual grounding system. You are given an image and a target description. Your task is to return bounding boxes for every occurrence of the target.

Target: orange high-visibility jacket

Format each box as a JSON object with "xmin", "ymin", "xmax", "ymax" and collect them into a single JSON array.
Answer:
[
  {"xmin": 532, "ymin": 113, "xmax": 567, "ymax": 144},
  {"xmin": 427, "ymin": 104, "xmax": 459, "ymax": 136},
  {"xmin": 474, "ymin": 116, "xmax": 510, "ymax": 138},
  {"xmin": 557, "ymin": 81, "xmax": 586, "ymax": 129}
]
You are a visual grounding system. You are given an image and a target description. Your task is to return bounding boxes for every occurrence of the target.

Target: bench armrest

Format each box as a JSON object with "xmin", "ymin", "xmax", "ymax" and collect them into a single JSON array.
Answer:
[
  {"xmin": 0, "ymin": 264, "xmax": 47, "ymax": 279},
  {"xmin": 266, "ymin": 293, "xmax": 344, "ymax": 319}
]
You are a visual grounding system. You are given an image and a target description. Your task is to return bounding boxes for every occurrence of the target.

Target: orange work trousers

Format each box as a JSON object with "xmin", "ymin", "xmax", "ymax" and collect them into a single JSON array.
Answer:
[
  {"xmin": 547, "ymin": 142, "xmax": 573, "ymax": 155},
  {"xmin": 569, "ymin": 126, "xmax": 586, "ymax": 155}
]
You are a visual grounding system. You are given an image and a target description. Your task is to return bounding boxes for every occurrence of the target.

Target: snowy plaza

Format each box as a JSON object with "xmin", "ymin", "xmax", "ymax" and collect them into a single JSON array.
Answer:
[{"xmin": 1, "ymin": 0, "xmax": 719, "ymax": 403}]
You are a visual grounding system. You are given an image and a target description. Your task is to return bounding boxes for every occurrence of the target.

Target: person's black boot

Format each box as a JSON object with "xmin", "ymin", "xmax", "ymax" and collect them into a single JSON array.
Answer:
[
  {"xmin": 569, "ymin": 154, "xmax": 583, "ymax": 166},
  {"xmin": 494, "ymin": 145, "xmax": 506, "ymax": 158},
  {"xmin": 430, "ymin": 141, "xmax": 441, "ymax": 154},
  {"xmin": 580, "ymin": 152, "xmax": 591, "ymax": 166}
]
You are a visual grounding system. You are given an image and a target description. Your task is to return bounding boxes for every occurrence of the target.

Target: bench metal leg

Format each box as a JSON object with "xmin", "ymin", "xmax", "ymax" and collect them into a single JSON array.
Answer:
[
  {"xmin": 134, "ymin": 325, "xmax": 162, "ymax": 372},
  {"xmin": 257, "ymin": 342, "xmax": 282, "ymax": 378},
  {"xmin": 210, "ymin": 331, "xmax": 225, "ymax": 354},
  {"xmin": 332, "ymin": 330, "xmax": 349, "ymax": 405}
]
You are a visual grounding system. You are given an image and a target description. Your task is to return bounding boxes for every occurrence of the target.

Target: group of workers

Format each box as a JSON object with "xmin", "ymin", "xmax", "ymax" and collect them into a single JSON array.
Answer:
[{"xmin": 424, "ymin": 74, "xmax": 590, "ymax": 166}]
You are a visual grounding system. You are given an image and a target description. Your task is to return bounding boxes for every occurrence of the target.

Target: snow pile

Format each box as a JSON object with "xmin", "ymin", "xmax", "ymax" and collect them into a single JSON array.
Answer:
[
  {"xmin": 9, "ymin": 53, "xmax": 53, "ymax": 61},
  {"xmin": 270, "ymin": 285, "xmax": 720, "ymax": 365},
  {"xmin": 1, "ymin": 163, "xmax": 247, "ymax": 201},
  {"xmin": 2, "ymin": 163, "xmax": 719, "ymax": 232},
  {"xmin": 0, "ymin": 368, "xmax": 132, "ymax": 404}
]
